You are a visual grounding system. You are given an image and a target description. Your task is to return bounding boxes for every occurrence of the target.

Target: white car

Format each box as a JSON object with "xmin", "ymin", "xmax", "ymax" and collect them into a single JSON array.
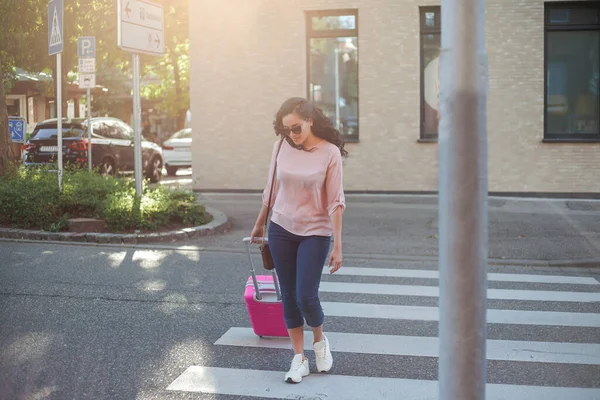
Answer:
[{"xmin": 161, "ymin": 128, "xmax": 192, "ymax": 176}]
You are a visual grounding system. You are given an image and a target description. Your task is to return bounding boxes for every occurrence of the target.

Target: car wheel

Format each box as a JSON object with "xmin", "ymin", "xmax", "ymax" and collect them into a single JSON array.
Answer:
[
  {"xmin": 146, "ymin": 156, "xmax": 162, "ymax": 183},
  {"xmin": 166, "ymin": 165, "xmax": 178, "ymax": 176},
  {"xmin": 100, "ymin": 158, "xmax": 115, "ymax": 177}
]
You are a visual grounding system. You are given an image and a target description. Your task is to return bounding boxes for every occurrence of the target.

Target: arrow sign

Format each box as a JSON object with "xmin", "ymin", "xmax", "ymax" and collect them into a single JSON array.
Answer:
[{"xmin": 117, "ymin": 0, "xmax": 165, "ymax": 55}]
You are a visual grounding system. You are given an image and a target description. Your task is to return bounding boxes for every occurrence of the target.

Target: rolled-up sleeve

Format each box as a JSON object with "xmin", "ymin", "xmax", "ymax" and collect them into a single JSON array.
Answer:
[
  {"xmin": 325, "ymin": 148, "xmax": 346, "ymax": 216},
  {"xmin": 262, "ymin": 141, "xmax": 280, "ymax": 207}
]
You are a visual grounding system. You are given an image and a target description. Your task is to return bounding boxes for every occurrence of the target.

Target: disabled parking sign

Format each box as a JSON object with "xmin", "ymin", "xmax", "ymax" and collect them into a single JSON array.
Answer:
[{"xmin": 8, "ymin": 117, "xmax": 27, "ymax": 143}]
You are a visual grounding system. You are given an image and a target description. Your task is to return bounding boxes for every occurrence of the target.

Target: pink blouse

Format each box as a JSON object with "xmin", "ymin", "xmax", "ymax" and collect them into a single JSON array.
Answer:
[{"xmin": 262, "ymin": 138, "xmax": 346, "ymax": 237}]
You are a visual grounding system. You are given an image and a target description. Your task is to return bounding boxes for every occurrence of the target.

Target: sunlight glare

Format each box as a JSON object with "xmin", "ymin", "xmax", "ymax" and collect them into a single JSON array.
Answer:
[{"xmin": 132, "ymin": 250, "xmax": 167, "ymax": 269}]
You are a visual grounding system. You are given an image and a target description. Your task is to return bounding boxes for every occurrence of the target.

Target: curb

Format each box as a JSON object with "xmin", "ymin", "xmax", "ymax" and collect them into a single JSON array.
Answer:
[{"xmin": 0, "ymin": 206, "xmax": 231, "ymax": 245}]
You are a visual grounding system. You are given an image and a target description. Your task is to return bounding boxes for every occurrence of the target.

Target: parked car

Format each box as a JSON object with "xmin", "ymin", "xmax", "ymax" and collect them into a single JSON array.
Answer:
[
  {"xmin": 22, "ymin": 117, "xmax": 164, "ymax": 183},
  {"xmin": 161, "ymin": 128, "xmax": 192, "ymax": 176}
]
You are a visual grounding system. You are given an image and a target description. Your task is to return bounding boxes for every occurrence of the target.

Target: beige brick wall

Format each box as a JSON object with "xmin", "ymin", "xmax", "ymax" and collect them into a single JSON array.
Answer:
[{"xmin": 190, "ymin": 0, "xmax": 600, "ymax": 193}]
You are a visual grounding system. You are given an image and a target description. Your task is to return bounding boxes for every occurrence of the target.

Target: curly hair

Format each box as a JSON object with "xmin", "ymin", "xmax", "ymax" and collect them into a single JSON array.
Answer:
[{"xmin": 272, "ymin": 97, "xmax": 348, "ymax": 158}]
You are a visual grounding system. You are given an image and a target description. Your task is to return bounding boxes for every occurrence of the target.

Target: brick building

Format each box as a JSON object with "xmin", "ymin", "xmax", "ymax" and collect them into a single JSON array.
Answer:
[{"xmin": 189, "ymin": 1, "xmax": 599, "ymax": 194}]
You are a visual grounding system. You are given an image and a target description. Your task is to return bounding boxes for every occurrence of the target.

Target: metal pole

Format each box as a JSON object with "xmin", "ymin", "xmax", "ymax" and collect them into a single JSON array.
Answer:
[
  {"xmin": 57, "ymin": 53, "xmax": 63, "ymax": 191},
  {"xmin": 132, "ymin": 53, "xmax": 143, "ymax": 196},
  {"xmin": 438, "ymin": 0, "xmax": 488, "ymax": 398},
  {"xmin": 87, "ymin": 87, "xmax": 92, "ymax": 172}
]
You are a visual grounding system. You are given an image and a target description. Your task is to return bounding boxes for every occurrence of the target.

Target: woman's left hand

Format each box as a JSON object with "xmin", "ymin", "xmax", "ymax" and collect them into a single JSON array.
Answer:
[{"xmin": 328, "ymin": 246, "xmax": 343, "ymax": 274}]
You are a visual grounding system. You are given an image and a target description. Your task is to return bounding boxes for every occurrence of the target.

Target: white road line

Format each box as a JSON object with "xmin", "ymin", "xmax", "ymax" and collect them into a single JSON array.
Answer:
[
  {"xmin": 215, "ymin": 328, "xmax": 600, "ymax": 365},
  {"xmin": 318, "ymin": 281, "xmax": 600, "ymax": 303},
  {"xmin": 166, "ymin": 366, "xmax": 600, "ymax": 400},
  {"xmin": 320, "ymin": 302, "xmax": 600, "ymax": 328},
  {"xmin": 324, "ymin": 266, "xmax": 599, "ymax": 285}
]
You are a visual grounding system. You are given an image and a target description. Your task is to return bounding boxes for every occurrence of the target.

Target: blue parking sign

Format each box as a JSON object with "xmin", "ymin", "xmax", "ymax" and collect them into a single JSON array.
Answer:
[
  {"xmin": 9, "ymin": 117, "xmax": 27, "ymax": 143},
  {"xmin": 78, "ymin": 37, "xmax": 96, "ymax": 58}
]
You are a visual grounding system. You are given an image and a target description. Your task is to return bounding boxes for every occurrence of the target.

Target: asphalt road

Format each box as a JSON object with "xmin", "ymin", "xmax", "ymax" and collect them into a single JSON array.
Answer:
[
  {"xmin": 0, "ymin": 241, "xmax": 599, "ymax": 399},
  {"xmin": 158, "ymin": 169, "xmax": 600, "ymax": 263}
]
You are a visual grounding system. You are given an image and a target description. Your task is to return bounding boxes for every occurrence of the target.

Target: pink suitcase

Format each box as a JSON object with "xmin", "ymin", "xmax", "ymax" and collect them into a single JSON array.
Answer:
[{"xmin": 243, "ymin": 237, "xmax": 289, "ymax": 338}]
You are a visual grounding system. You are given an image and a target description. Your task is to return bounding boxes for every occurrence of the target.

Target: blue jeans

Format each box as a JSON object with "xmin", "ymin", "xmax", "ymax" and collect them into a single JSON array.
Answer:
[{"xmin": 267, "ymin": 221, "xmax": 331, "ymax": 329}]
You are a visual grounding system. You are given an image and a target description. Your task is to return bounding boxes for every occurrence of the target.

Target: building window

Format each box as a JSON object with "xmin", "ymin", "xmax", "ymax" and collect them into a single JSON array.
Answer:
[
  {"xmin": 419, "ymin": 7, "xmax": 441, "ymax": 141},
  {"xmin": 306, "ymin": 9, "xmax": 359, "ymax": 141},
  {"xmin": 545, "ymin": 2, "xmax": 600, "ymax": 141}
]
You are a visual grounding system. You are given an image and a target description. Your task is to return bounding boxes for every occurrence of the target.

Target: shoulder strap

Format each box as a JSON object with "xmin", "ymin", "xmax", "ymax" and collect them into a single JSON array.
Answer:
[{"xmin": 264, "ymin": 137, "xmax": 285, "ymax": 234}]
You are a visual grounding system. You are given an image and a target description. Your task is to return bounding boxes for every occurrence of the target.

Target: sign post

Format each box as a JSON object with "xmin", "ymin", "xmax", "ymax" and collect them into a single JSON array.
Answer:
[
  {"xmin": 48, "ymin": 0, "xmax": 64, "ymax": 191},
  {"xmin": 117, "ymin": 0, "xmax": 165, "ymax": 196},
  {"xmin": 438, "ymin": 0, "xmax": 488, "ymax": 399},
  {"xmin": 78, "ymin": 36, "xmax": 96, "ymax": 171},
  {"xmin": 8, "ymin": 117, "xmax": 27, "ymax": 144}
]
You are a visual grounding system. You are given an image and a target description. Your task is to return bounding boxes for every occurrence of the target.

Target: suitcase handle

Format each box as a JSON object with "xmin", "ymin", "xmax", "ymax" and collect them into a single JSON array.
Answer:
[{"xmin": 243, "ymin": 237, "xmax": 281, "ymax": 301}]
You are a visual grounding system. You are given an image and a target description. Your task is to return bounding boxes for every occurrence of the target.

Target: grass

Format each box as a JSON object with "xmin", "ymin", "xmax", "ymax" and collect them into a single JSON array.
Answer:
[{"xmin": 0, "ymin": 165, "xmax": 212, "ymax": 232}]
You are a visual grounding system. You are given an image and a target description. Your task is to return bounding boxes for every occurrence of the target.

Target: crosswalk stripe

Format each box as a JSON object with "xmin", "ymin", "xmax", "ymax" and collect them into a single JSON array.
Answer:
[
  {"xmin": 166, "ymin": 266, "xmax": 600, "ymax": 397},
  {"xmin": 215, "ymin": 327, "xmax": 600, "ymax": 365},
  {"xmin": 321, "ymin": 301, "xmax": 600, "ymax": 327},
  {"xmin": 319, "ymin": 281, "xmax": 600, "ymax": 303},
  {"xmin": 166, "ymin": 366, "xmax": 600, "ymax": 400},
  {"xmin": 324, "ymin": 266, "xmax": 600, "ymax": 285}
]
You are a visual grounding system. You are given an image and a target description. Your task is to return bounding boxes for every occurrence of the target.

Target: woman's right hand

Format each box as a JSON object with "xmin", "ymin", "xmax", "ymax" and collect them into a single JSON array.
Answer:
[{"xmin": 250, "ymin": 224, "xmax": 265, "ymax": 244}]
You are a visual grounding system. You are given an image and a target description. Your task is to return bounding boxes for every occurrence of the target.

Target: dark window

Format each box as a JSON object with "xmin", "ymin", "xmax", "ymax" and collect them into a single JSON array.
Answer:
[
  {"xmin": 94, "ymin": 122, "xmax": 122, "ymax": 140},
  {"xmin": 420, "ymin": 6, "xmax": 441, "ymax": 141},
  {"xmin": 92, "ymin": 122, "xmax": 107, "ymax": 138},
  {"xmin": 112, "ymin": 121, "xmax": 134, "ymax": 140},
  {"xmin": 545, "ymin": 2, "xmax": 600, "ymax": 141},
  {"xmin": 31, "ymin": 126, "xmax": 83, "ymax": 139},
  {"xmin": 306, "ymin": 9, "xmax": 359, "ymax": 141}
]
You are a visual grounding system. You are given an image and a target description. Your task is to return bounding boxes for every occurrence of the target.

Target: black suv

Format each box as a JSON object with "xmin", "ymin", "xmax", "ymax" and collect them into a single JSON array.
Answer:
[{"xmin": 23, "ymin": 117, "xmax": 163, "ymax": 183}]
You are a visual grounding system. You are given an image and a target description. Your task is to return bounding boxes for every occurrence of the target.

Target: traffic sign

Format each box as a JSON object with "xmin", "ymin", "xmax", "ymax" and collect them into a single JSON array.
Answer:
[
  {"xmin": 78, "ymin": 58, "xmax": 96, "ymax": 74},
  {"xmin": 8, "ymin": 117, "xmax": 27, "ymax": 144},
  {"xmin": 79, "ymin": 74, "xmax": 96, "ymax": 89},
  {"xmin": 117, "ymin": 0, "xmax": 165, "ymax": 55},
  {"xmin": 78, "ymin": 36, "xmax": 96, "ymax": 58},
  {"xmin": 48, "ymin": 0, "xmax": 63, "ymax": 55}
]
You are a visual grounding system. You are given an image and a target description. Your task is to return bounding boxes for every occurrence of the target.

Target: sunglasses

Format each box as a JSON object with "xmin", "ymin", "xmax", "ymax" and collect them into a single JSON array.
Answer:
[{"xmin": 280, "ymin": 120, "xmax": 306, "ymax": 135}]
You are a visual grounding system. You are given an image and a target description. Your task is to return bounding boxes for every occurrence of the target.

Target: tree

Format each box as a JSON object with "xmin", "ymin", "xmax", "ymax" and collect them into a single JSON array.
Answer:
[
  {"xmin": 0, "ymin": 55, "xmax": 20, "ymax": 176},
  {"xmin": 140, "ymin": 0, "xmax": 190, "ymax": 130},
  {"xmin": 1, "ymin": 0, "xmax": 191, "ymax": 176},
  {"xmin": 0, "ymin": 0, "xmax": 49, "ymax": 176},
  {"xmin": 141, "ymin": 40, "xmax": 189, "ymax": 129}
]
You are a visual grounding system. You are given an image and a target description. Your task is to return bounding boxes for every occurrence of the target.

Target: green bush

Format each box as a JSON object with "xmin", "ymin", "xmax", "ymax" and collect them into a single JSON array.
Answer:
[{"xmin": 0, "ymin": 166, "xmax": 212, "ymax": 232}]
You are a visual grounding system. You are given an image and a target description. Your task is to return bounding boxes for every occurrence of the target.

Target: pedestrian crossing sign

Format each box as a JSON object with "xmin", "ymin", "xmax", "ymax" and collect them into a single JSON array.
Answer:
[{"xmin": 48, "ymin": 0, "xmax": 63, "ymax": 55}]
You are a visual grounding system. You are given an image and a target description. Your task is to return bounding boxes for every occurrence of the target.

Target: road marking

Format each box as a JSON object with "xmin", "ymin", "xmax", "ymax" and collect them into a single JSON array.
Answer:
[
  {"xmin": 320, "ymin": 302, "xmax": 600, "ymax": 327},
  {"xmin": 324, "ymin": 266, "xmax": 599, "ymax": 285},
  {"xmin": 319, "ymin": 281, "xmax": 600, "ymax": 303},
  {"xmin": 166, "ymin": 366, "xmax": 600, "ymax": 400},
  {"xmin": 215, "ymin": 327, "xmax": 600, "ymax": 365}
]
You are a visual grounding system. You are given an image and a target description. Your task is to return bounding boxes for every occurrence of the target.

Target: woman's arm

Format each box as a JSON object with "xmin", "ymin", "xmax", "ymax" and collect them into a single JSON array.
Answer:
[
  {"xmin": 330, "ymin": 207, "xmax": 343, "ymax": 250},
  {"xmin": 325, "ymin": 149, "xmax": 345, "ymax": 273},
  {"xmin": 251, "ymin": 140, "xmax": 281, "ymax": 242},
  {"xmin": 328, "ymin": 207, "xmax": 343, "ymax": 273}
]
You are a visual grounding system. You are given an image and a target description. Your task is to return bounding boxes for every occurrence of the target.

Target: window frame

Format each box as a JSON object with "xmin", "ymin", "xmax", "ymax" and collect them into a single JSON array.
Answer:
[
  {"xmin": 305, "ymin": 9, "xmax": 360, "ymax": 142},
  {"xmin": 544, "ymin": 2, "xmax": 600, "ymax": 142},
  {"xmin": 419, "ymin": 6, "xmax": 441, "ymax": 142}
]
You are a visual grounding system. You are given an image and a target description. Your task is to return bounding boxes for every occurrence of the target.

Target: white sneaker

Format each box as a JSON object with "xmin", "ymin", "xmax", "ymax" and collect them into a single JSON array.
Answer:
[
  {"xmin": 313, "ymin": 335, "xmax": 333, "ymax": 372},
  {"xmin": 285, "ymin": 354, "xmax": 309, "ymax": 383}
]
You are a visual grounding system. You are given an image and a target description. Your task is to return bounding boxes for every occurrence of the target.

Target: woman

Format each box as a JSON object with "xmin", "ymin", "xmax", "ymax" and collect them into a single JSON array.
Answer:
[{"xmin": 250, "ymin": 97, "xmax": 347, "ymax": 384}]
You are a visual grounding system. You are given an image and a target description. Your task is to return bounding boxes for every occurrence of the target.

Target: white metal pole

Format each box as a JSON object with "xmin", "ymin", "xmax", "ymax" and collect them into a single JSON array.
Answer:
[
  {"xmin": 132, "ymin": 53, "xmax": 143, "ymax": 196},
  {"xmin": 87, "ymin": 87, "xmax": 92, "ymax": 172},
  {"xmin": 438, "ymin": 0, "xmax": 488, "ymax": 398},
  {"xmin": 57, "ymin": 53, "xmax": 63, "ymax": 191}
]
